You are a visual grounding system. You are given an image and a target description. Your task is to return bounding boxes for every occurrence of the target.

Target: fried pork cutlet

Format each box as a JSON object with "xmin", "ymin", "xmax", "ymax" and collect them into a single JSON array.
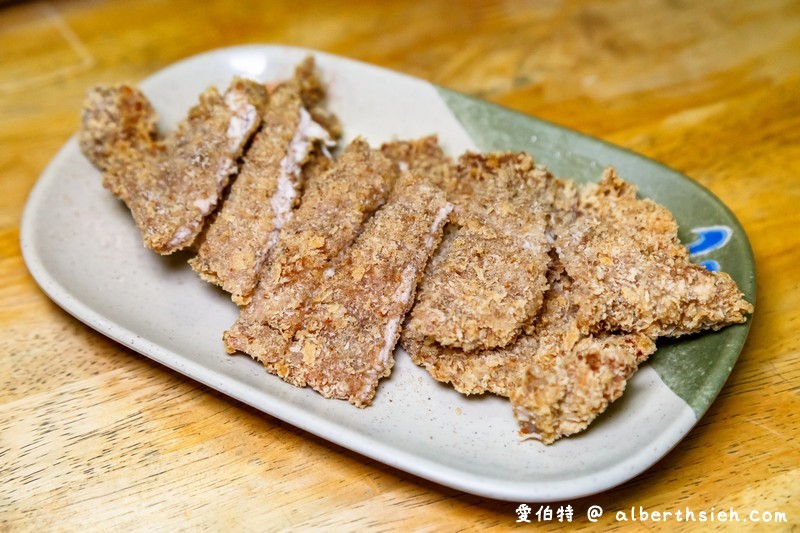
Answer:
[
  {"xmin": 403, "ymin": 260, "xmax": 581, "ymax": 398},
  {"xmin": 556, "ymin": 167, "xmax": 753, "ymax": 337},
  {"xmin": 224, "ymin": 139, "xmax": 396, "ymax": 368},
  {"xmin": 402, "ymin": 264, "xmax": 656, "ymax": 443},
  {"xmin": 282, "ymin": 174, "xmax": 452, "ymax": 406},
  {"xmin": 511, "ymin": 331, "xmax": 655, "ymax": 444},
  {"xmin": 405, "ymin": 153, "xmax": 551, "ymax": 352},
  {"xmin": 380, "ymin": 135, "xmax": 456, "ymax": 193},
  {"xmin": 509, "ymin": 266, "xmax": 655, "ymax": 444},
  {"xmin": 190, "ymin": 63, "xmax": 337, "ymax": 304},
  {"xmin": 403, "ymin": 165, "xmax": 749, "ymax": 443},
  {"xmin": 79, "ymin": 85, "xmax": 159, "ymax": 172},
  {"xmin": 292, "ymin": 56, "xmax": 342, "ymax": 140},
  {"xmin": 401, "ymin": 259, "xmax": 557, "ymax": 398},
  {"xmin": 80, "ymin": 78, "xmax": 268, "ymax": 254},
  {"xmin": 401, "ymin": 324, "xmax": 540, "ymax": 398}
]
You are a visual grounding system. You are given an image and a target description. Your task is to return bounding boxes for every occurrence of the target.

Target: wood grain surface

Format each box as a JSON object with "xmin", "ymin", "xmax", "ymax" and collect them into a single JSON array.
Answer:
[{"xmin": 2, "ymin": 0, "xmax": 799, "ymax": 530}]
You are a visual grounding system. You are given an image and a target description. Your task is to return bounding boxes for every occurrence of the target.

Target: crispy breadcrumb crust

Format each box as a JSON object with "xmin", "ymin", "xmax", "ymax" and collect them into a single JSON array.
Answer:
[
  {"xmin": 380, "ymin": 135, "xmax": 456, "ymax": 193},
  {"xmin": 294, "ymin": 56, "xmax": 342, "ymax": 139},
  {"xmin": 556, "ymin": 167, "xmax": 753, "ymax": 337},
  {"xmin": 404, "ymin": 164, "xmax": 750, "ymax": 443},
  {"xmin": 78, "ymin": 85, "xmax": 159, "ymax": 172},
  {"xmin": 282, "ymin": 174, "xmax": 452, "ymax": 406},
  {"xmin": 402, "ymin": 262, "xmax": 568, "ymax": 398},
  {"xmin": 406, "ymin": 152, "xmax": 551, "ymax": 352},
  {"xmin": 80, "ymin": 78, "xmax": 268, "ymax": 254},
  {"xmin": 404, "ymin": 264, "xmax": 656, "ymax": 443},
  {"xmin": 190, "ymin": 71, "xmax": 335, "ymax": 304},
  {"xmin": 224, "ymin": 139, "xmax": 396, "ymax": 368},
  {"xmin": 511, "ymin": 333, "xmax": 655, "ymax": 444}
]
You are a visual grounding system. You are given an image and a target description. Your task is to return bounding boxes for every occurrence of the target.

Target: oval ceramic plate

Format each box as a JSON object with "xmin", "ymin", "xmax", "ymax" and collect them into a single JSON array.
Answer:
[{"xmin": 20, "ymin": 45, "xmax": 755, "ymax": 502}]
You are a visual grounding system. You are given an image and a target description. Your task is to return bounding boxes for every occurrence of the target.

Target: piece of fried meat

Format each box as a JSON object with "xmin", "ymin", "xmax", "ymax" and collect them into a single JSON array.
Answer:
[
  {"xmin": 556, "ymin": 167, "xmax": 753, "ymax": 337},
  {"xmin": 80, "ymin": 78, "xmax": 268, "ymax": 254},
  {"xmin": 224, "ymin": 139, "xmax": 397, "ymax": 368},
  {"xmin": 510, "ymin": 331, "xmax": 655, "ymax": 445},
  {"xmin": 404, "ymin": 164, "xmax": 750, "ymax": 444},
  {"xmin": 282, "ymin": 173, "xmax": 452, "ymax": 406},
  {"xmin": 403, "ymin": 263, "xmax": 656, "ymax": 443},
  {"xmin": 405, "ymin": 153, "xmax": 551, "ymax": 352},
  {"xmin": 380, "ymin": 135, "xmax": 456, "ymax": 193},
  {"xmin": 190, "ymin": 61, "xmax": 337, "ymax": 304},
  {"xmin": 79, "ymin": 85, "xmax": 159, "ymax": 172}
]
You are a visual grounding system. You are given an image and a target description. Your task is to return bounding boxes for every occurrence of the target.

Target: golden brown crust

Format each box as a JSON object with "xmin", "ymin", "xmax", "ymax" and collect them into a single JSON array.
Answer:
[
  {"xmin": 401, "ymin": 334, "xmax": 539, "ymax": 397},
  {"xmin": 301, "ymin": 149, "xmax": 334, "ymax": 186},
  {"xmin": 282, "ymin": 174, "xmax": 452, "ymax": 406},
  {"xmin": 294, "ymin": 56, "xmax": 342, "ymax": 139},
  {"xmin": 189, "ymin": 77, "xmax": 334, "ymax": 304},
  {"xmin": 380, "ymin": 135, "xmax": 456, "ymax": 193},
  {"xmin": 513, "ymin": 264, "xmax": 655, "ymax": 446},
  {"xmin": 511, "ymin": 333, "xmax": 655, "ymax": 444},
  {"xmin": 78, "ymin": 84, "xmax": 160, "ymax": 172},
  {"xmin": 556, "ymin": 167, "xmax": 754, "ymax": 337},
  {"xmin": 81, "ymin": 78, "xmax": 268, "ymax": 254},
  {"xmin": 404, "ymin": 165, "xmax": 750, "ymax": 444},
  {"xmin": 405, "ymin": 152, "xmax": 551, "ymax": 352},
  {"xmin": 222, "ymin": 312, "xmax": 290, "ymax": 363},
  {"xmin": 404, "ymin": 261, "xmax": 656, "ymax": 443},
  {"xmin": 402, "ymin": 262, "xmax": 573, "ymax": 398},
  {"xmin": 224, "ymin": 139, "xmax": 396, "ymax": 367}
]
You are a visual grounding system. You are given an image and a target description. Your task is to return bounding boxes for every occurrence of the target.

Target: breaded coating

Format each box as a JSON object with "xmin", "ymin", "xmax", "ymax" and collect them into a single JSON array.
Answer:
[
  {"xmin": 78, "ymin": 85, "xmax": 159, "ymax": 172},
  {"xmin": 301, "ymin": 149, "xmax": 334, "ymax": 186},
  {"xmin": 402, "ymin": 263, "xmax": 573, "ymax": 398},
  {"xmin": 513, "ymin": 267, "xmax": 655, "ymax": 446},
  {"xmin": 223, "ymin": 313, "xmax": 291, "ymax": 368},
  {"xmin": 224, "ymin": 139, "xmax": 396, "ymax": 366},
  {"xmin": 80, "ymin": 78, "xmax": 268, "ymax": 254},
  {"xmin": 406, "ymin": 152, "xmax": 551, "ymax": 352},
  {"xmin": 281, "ymin": 174, "xmax": 453, "ymax": 406},
  {"xmin": 511, "ymin": 332, "xmax": 654, "ymax": 445},
  {"xmin": 557, "ymin": 167, "xmax": 753, "ymax": 337},
  {"xmin": 401, "ymin": 332, "xmax": 539, "ymax": 398},
  {"xmin": 403, "ymin": 264, "xmax": 655, "ymax": 443},
  {"xmin": 190, "ymin": 75, "xmax": 335, "ymax": 304},
  {"xmin": 380, "ymin": 135, "xmax": 456, "ymax": 193},
  {"xmin": 404, "ymin": 165, "xmax": 750, "ymax": 443},
  {"xmin": 293, "ymin": 56, "xmax": 343, "ymax": 140}
]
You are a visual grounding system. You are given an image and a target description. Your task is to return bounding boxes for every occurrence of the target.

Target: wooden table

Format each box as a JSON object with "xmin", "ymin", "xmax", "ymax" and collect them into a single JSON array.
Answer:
[{"xmin": 2, "ymin": 0, "xmax": 798, "ymax": 529}]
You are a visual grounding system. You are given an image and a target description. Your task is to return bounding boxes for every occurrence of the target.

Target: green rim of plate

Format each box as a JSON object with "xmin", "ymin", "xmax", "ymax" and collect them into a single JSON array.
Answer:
[{"xmin": 437, "ymin": 87, "xmax": 756, "ymax": 418}]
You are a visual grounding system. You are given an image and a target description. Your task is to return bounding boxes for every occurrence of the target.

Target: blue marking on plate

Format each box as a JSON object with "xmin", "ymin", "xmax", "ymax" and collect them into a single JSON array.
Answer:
[
  {"xmin": 699, "ymin": 259, "xmax": 720, "ymax": 272},
  {"xmin": 686, "ymin": 226, "xmax": 732, "ymax": 256}
]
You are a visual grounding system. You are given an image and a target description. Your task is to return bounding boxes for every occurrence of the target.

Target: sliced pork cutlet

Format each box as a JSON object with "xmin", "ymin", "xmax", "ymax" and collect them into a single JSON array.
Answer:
[
  {"xmin": 402, "ymin": 259, "xmax": 578, "ymax": 398},
  {"xmin": 509, "ymin": 265, "xmax": 655, "ymax": 445},
  {"xmin": 403, "ymin": 264, "xmax": 655, "ymax": 443},
  {"xmin": 79, "ymin": 84, "xmax": 159, "ymax": 172},
  {"xmin": 402, "ymin": 333, "xmax": 541, "ymax": 397},
  {"xmin": 190, "ymin": 75, "xmax": 336, "ymax": 304},
  {"xmin": 292, "ymin": 55, "xmax": 343, "ymax": 141},
  {"xmin": 556, "ymin": 167, "xmax": 753, "ymax": 338},
  {"xmin": 380, "ymin": 135, "xmax": 456, "ymax": 193},
  {"xmin": 405, "ymin": 153, "xmax": 551, "ymax": 352},
  {"xmin": 400, "ymin": 257, "xmax": 556, "ymax": 398},
  {"xmin": 80, "ymin": 78, "xmax": 268, "ymax": 254},
  {"xmin": 510, "ymin": 330, "xmax": 655, "ymax": 445},
  {"xmin": 224, "ymin": 139, "xmax": 397, "ymax": 368},
  {"xmin": 283, "ymin": 174, "xmax": 452, "ymax": 407}
]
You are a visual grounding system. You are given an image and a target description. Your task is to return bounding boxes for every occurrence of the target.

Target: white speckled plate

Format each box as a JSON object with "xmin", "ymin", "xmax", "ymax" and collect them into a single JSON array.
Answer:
[{"xmin": 21, "ymin": 45, "xmax": 754, "ymax": 502}]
